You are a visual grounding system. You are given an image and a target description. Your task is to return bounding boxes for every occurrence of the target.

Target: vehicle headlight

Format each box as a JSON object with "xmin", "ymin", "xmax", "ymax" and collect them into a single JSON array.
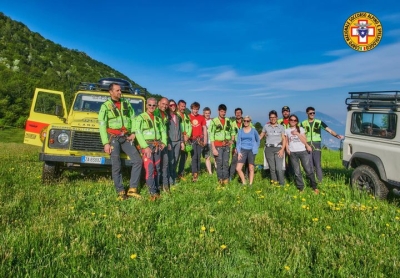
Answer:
[
  {"xmin": 57, "ymin": 132, "xmax": 70, "ymax": 145},
  {"xmin": 48, "ymin": 129, "xmax": 71, "ymax": 149}
]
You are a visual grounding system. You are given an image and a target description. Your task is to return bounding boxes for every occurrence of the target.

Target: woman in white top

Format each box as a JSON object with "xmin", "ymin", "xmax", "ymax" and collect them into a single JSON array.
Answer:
[{"xmin": 285, "ymin": 114, "xmax": 319, "ymax": 193}]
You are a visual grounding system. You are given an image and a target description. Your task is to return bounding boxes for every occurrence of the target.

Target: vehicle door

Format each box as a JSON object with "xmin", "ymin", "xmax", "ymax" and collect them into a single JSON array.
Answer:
[{"xmin": 24, "ymin": 88, "xmax": 67, "ymax": 146}]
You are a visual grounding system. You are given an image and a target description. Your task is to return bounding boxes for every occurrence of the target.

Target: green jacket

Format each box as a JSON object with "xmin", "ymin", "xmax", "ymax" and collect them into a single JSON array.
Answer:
[
  {"xmin": 277, "ymin": 118, "xmax": 290, "ymax": 129},
  {"xmin": 301, "ymin": 119, "xmax": 323, "ymax": 142},
  {"xmin": 177, "ymin": 111, "xmax": 192, "ymax": 138},
  {"xmin": 98, "ymin": 98, "xmax": 136, "ymax": 145},
  {"xmin": 135, "ymin": 112, "xmax": 167, "ymax": 148},
  {"xmin": 209, "ymin": 117, "xmax": 235, "ymax": 142}
]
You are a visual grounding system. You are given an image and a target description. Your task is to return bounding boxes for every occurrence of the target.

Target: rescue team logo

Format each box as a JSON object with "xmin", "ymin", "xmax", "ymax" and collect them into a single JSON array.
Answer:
[{"xmin": 343, "ymin": 12, "xmax": 383, "ymax": 52}]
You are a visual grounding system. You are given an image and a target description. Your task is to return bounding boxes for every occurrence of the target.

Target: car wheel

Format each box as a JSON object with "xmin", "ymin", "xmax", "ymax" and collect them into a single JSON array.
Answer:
[
  {"xmin": 351, "ymin": 165, "xmax": 389, "ymax": 200},
  {"xmin": 42, "ymin": 162, "xmax": 61, "ymax": 184}
]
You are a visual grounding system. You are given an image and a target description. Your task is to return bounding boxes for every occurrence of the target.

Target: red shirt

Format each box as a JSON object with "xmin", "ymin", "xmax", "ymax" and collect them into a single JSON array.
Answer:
[{"xmin": 189, "ymin": 114, "xmax": 206, "ymax": 138}]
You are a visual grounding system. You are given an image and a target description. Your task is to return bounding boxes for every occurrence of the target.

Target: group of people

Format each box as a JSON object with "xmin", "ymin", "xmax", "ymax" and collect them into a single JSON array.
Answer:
[{"xmin": 99, "ymin": 83, "xmax": 344, "ymax": 200}]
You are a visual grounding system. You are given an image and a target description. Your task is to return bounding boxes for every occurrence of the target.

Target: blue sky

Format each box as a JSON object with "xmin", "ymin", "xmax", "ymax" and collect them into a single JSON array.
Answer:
[{"xmin": 2, "ymin": 0, "xmax": 400, "ymax": 124}]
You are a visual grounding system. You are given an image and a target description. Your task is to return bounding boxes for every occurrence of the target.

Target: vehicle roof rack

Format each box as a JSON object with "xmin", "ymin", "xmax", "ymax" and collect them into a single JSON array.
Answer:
[
  {"xmin": 345, "ymin": 91, "xmax": 400, "ymax": 110},
  {"xmin": 77, "ymin": 77, "xmax": 147, "ymax": 95}
]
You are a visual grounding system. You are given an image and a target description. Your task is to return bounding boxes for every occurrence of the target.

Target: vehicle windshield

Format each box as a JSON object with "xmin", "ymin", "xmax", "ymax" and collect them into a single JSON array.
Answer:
[{"xmin": 73, "ymin": 93, "xmax": 144, "ymax": 115}]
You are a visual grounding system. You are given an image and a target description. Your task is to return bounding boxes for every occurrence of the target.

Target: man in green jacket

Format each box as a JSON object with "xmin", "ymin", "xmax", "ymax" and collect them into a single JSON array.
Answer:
[
  {"xmin": 135, "ymin": 97, "xmax": 168, "ymax": 201},
  {"xmin": 301, "ymin": 106, "xmax": 344, "ymax": 182},
  {"xmin": 176, "ymin": 99, "xmax": 192, "ymax": 180},
  {"xmin": 210, "ymin": 104, "xmax": 235, "ymax": 185},
  {"xmin": 98, "ymin": 83, "xmax": 142, "ymax": 200},
  {"xmin": 154, "ymin": 97, "xmax": 170, "ymax": 191}
]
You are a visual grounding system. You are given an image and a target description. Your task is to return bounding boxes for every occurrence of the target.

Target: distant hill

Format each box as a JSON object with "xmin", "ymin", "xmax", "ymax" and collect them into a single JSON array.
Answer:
[{"xmin": 0, "ymin": 12, "xmax": 152, "ymax": 128}]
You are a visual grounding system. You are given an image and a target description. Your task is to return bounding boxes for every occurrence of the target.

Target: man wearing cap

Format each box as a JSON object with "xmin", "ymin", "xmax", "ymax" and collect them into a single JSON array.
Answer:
[
  {"xmin": 278, "ymin": 106, "xmax": 291, "ymax": 129},
  {"xmin": 301, "ymin": 106, "xmax": 344, "ymax": 183}
]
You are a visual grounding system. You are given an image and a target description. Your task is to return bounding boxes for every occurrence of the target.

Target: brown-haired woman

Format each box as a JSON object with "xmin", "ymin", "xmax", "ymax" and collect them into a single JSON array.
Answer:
[{"xmin": 285, "ymin": 114, "xmax": 319, "ymax": 194}]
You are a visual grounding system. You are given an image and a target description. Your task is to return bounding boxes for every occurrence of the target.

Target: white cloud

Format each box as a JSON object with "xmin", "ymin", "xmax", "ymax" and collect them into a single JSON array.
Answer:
[{"xmin": 170, "ymin": 62, "xmax": 197, "ymax": 72}]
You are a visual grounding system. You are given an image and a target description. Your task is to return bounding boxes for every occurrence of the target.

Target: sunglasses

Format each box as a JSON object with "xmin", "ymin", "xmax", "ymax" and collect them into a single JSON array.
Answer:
[
  {"xmin": 147, "ymin": 104, "xmax": 156, "ymax": 107},
  {"xmin": 289, "ymin": 119, "xmax": 298, "ymax": 122},
  {"xmin": 243, "ymin": 120, "xmax": 251, "ymax": 123},
  {"xmin": 169, "ymin": 104, "xmax": 176, "ymax": 107},
  {"xmin": 308, "ymin": 112, "xmax": 315, "ymax": 115}
]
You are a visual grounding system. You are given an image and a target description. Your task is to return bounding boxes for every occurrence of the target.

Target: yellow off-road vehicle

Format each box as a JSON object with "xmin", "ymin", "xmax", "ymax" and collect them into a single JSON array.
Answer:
[{"xmin": 24, "ymin": 78, "xmax": 146, "ymax": 183}]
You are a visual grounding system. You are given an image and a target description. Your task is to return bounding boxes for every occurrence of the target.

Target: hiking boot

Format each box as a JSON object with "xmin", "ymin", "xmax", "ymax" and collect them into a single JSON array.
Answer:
[
  {"xmin": 313, "ymin": 189, "xmax": 320, "ymax": 195},
  {"xmin": 192, "ymin": 173, "xmax": 198, "ymax": 182},
  {"xmin": 117, "ymin": 191, "xmax": 128, "ymax": 201},
  {"xmin": 223, "ymin": 179, "xmax": 229, "ymax": 185},
  {"xmin": 162, "ymin": 185, "xmax": 170, "ymax": 193},
  {"xmin": 218, "ymin": 179, "xmax": 223, "ymax": 185},
  {"xmin": 149, "ymin": 193, "xmax": 161, "ymax": 201},
  {"xmin": 178, "ymin": 174, "xmax": 187, "ymax": 181},
  {"xmin": 127, "ymin": 188, "xmax": 141, "ymax": 199}
]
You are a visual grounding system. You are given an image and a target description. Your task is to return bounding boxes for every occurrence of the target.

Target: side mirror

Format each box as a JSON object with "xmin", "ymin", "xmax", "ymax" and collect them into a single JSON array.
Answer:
[{"xmin": 55, "ymin": 105, "xmax": 63, "ymax": 117}]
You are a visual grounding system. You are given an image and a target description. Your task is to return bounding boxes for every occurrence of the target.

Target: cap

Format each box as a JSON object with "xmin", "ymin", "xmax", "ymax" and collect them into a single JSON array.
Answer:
[{"xmin": 282, "ymin": 106, "xmax": 290, "ymax": 112}]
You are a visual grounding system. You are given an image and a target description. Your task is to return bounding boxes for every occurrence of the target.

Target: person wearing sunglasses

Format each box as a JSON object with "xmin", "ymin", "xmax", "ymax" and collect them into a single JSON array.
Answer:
[
  {"xmin": 259, "ymin": 110, "xmax": 287, "ymax": 186},
  {"xmin": 285, "ymin": 114, "xmax": 319, "ymax": 193},
  {"xmin": 300, "ymin": 107, "xmax": 344, "ymax": 183},
  {"xmin": 166, "ymin": 100, "xmax": 184, "ymax": 185},
  {"xmin": 235, "ymin": 116, "xmax": 260, "ymax": 185},
  {"xmin": 135, "ymin": 98, "xmax": 168, "ymax": 201}
]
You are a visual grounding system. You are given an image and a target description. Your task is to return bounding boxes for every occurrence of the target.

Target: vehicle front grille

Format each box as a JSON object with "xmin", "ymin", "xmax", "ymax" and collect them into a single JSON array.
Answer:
[{"xmin": 71, "ymin": 131, "xmax": 103, "ymax": 152}]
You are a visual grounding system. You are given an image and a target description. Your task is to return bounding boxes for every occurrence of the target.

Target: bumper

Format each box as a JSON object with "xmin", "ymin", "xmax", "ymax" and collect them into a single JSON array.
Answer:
[{"xmin": 39, "ymin": 153, "xmax": 133, "ymax": 168}]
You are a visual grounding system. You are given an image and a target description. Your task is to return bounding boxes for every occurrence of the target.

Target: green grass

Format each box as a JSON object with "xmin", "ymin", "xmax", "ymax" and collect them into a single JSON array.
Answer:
[
  {"xmin": 0, "ymin": 128, "xmax": 25, "ymax": 143},
  {"xmin": 1, "ymin": 142, "xmax": 399, "ymax": 277}
]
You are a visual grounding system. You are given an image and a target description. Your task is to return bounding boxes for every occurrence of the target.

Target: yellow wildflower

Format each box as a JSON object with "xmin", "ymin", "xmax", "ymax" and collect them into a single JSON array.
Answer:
[
  {"xmin": 301, "ymin": 205, "xmax": 307, "ymax": 209},
  {"xmin": 284, "ymin": 265, "xmax": 290, "ymax": 271},
  {"xmin": 312, "ymin": 218, "xmax": 318, "ymax": 222},
  {"xmin": 210, "ymin": 227, "xmax": 215, "ymax": 233},
  {"xmin": 326, "ymin": 226, "xmax": 331, "ymax": 230},
  {"xmin": 220, "ymin": 244, "xmax": 227, "ymax": 250},
  {"xmin": 130, "ymin": 254, "xmax": 137, "ymax": 259},
  {"xmin": 116, "ymin": 234, "xmax": 122, "ymax": 239},
  {"xmin": 201, "ymin": 226, "xmax": 206, "ymax": 231}
]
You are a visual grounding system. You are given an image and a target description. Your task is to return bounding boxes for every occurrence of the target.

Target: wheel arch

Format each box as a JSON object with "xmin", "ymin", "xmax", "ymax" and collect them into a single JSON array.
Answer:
[{"xmin": 349, "ymin": 152, "xmax": 387, "ymax": 182}]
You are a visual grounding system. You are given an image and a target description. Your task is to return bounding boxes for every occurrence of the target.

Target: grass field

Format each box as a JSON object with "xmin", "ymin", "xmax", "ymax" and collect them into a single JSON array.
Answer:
[{"xmin": 1, "ymin": 129, "xmax": 399, "ymax": 277}]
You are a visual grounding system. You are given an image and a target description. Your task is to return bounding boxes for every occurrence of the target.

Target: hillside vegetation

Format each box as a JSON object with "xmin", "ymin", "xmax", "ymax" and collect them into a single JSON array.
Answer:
[
  {"xmin": 1, "ymin": 138, "xmax": 400, "ymax": 276},
  {"xmin": 0, "ymin": 13, "xmax": 149, "ymax": 128}
]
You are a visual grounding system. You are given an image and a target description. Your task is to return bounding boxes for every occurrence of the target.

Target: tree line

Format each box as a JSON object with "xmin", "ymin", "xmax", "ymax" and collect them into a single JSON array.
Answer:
[{"xmin": 0, "ymin": 13, "xmax": 154, "ymax": 128}]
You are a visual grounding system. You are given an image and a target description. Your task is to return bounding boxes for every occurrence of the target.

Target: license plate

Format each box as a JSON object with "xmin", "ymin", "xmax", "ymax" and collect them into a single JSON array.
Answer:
[{"xmin": 81, "ymin": 156, "xmax": 105, "ymax": 164}]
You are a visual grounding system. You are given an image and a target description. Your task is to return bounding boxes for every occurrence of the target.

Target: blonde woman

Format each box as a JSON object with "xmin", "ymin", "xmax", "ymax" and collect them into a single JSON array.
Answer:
[{"xmin": 235, "ymin": 116, "xmax": 260, "ymax": 185}]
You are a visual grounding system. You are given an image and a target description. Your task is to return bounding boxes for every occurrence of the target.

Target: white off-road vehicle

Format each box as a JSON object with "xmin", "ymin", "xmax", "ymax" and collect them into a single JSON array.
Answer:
[{"xmin": 342, "ymin": 91, "xmax": 400, "ymax": 199}]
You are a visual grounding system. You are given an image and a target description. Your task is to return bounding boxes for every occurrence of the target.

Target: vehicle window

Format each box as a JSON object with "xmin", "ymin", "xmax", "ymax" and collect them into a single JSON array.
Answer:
[
  {"xmin": 72, "ymin": 93, "xmax": 144, "ymax": 114},
  {"xmin": 351, "ymin": 112, "xmax": 396, "ymax": 139},
  {"xmin": 34, "ymin": 91, "xmax": 63, "ymax": 115}
]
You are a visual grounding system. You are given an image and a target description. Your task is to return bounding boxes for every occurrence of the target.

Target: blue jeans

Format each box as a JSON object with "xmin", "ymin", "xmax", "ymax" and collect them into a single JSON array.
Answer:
[
  {"xmin": 289, "ymin": 150, "xmax": 318, "ymax": 191},
  {"xmin": 110, "ymin": 136, "xmax": 142, "ymax": 194},
  {"xmin": 215, "ymin": 146, "xmax": 230, "ymax": 180}
]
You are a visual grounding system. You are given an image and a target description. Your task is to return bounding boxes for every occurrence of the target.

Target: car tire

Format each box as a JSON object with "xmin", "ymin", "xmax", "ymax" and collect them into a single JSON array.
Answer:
[
  {"xmin": 42, "ymin": 162, "xmax": 61, "ymax": 184},
  {"xmin": 351, "ymin": 165, "xmax": 389, "ymax": 200}
]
